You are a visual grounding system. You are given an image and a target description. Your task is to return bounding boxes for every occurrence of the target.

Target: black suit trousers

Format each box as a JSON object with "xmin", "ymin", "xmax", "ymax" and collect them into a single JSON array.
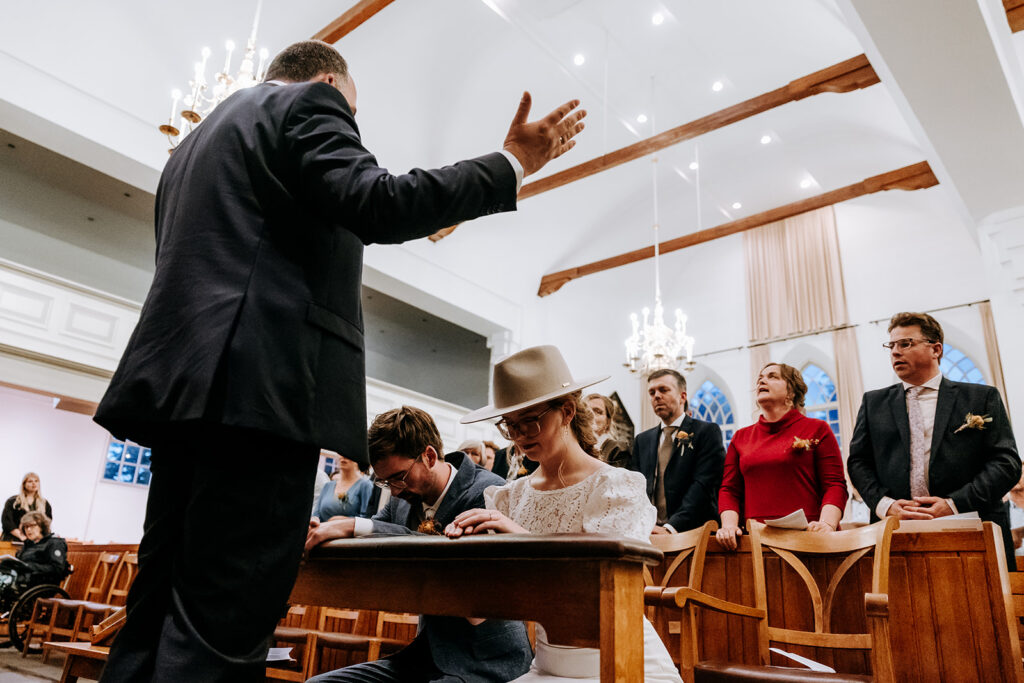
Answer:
[{"xmin": 99, "ymin": 425, "xmax": 319, "ymax": 683}]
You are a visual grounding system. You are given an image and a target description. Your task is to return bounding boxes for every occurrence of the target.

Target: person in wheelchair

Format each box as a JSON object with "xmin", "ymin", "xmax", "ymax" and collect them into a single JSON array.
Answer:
[{"xmin": 0, "ymin": 512, "xmax": 68, "ymax": 592}]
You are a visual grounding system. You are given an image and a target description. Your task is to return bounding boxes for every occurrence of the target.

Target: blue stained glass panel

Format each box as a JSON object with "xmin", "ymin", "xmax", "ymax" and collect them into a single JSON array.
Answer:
[
  {"xmin": 107, "ymin": 442, "xmax": 124, "ymax": 461},
  {"xmin": 119, "ymin": 465, "xmax": 136, "ymax": 483},
  {"xmin": 140, "ymin": 449, "xmax": 152, "ymax": 467},
  {"xmin": 103, "ymin": 462, "xmax": 120, "ymax": 480},
  {"xmin": 691, "ymin": 379, "xmax": 736, "ymax": 449},
  {"xmin": 137, "ymin": 469, "xmax": 152, "ymax": 485},
  {"xmin": 124, "ymin": 445, "xmax": 140, "ymax": 463},
  {"xmin": 940, "ymin": 344, "xmax": 985, "ymax": 385}
]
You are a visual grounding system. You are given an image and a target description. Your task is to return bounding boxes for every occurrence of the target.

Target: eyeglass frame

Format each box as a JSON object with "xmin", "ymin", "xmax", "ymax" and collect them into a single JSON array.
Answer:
[
  {"xmin": 495, "ymin": 406, "xmax": 556, "ymax": 440},
  {"xmin": 881, "ymin": 337, "xmax": 938, "ymax": 352},
  {"xmin": 373, "ymin": 451, "xmax": 427, "ymax": 490}
]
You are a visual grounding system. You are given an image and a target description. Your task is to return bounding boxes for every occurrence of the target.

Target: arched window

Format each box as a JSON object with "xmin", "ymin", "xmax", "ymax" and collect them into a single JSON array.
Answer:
[
  {"xmin": 802, "ymin": 363, "xmax": 841, "ymax": 447},
  {"xmin": 690, "ymin": 380, "xmax": 736, "ymax": 449},
  {"xmin": 941, "ymin": 344, "xmax": 985, "ymax": 384}
]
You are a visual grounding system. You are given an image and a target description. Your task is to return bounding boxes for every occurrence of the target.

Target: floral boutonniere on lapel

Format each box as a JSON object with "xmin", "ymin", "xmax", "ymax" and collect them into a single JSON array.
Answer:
[
  {"xmin": 417, "ymin": 519, "xmax": 442, "ymax": 535},
  {"xmin": 674, "ymin": 430, "xmax": 691, "ymax": 453},
  {"xmin": 954, "ymin": 412, "xmax": 992, "ymax": 434},
  {"xmin": 791, "ymin": 437, "xmax": 820, "ymax": 453}
]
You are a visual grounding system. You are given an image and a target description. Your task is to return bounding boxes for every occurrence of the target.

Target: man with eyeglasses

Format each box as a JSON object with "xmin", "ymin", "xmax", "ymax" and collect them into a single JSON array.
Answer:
[
  {"xmin": 848, "ymin": 312, "xmax": 1020, "ymax": 566},
  {"xmin": 305, "ymin": 405, "xmax": 532, "ymax": 683}
]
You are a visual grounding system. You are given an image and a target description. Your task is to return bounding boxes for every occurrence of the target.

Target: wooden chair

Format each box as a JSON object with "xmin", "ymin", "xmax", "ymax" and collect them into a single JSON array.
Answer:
[
  {"xmin": 22, "ymin": 551, "xmax": 122, "ymax": 657},
  {"xmin": 643, "ymin": 520, "xmax": 719, "ymax": 677},
  {"xmin": 369, "ymin": 610, "xmax": 418, "ymax": 660},
  {"xmin": 304, "ymin": 610, "xmax": 417, "ymax": 678},
  {"xmin": 1009, "ymin": 572, "xmax": 1024, "ymax": 654},
  {"xmin": 667, "ymin": 518, "xmax": 898, "ymax": 682}
]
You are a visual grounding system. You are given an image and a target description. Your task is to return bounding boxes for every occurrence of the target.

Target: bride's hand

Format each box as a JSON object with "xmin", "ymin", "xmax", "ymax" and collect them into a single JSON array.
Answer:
[{"xmin": 444, "ymin": 508, "xmax": 528, "ymax": 537}]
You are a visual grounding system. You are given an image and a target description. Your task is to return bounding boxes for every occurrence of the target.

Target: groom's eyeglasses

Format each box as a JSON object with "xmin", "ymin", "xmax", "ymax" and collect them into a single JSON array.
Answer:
[
  {"xmin": 373, "ymin": 453, "xmax": 425, "ymax": 490},
  {"xmin": 881, "ymin": 338, "xmax": 936, "ymax": 351},
  {"xmin": 495, "ymin": 406, "xmax": 554, "ymax": 440}
]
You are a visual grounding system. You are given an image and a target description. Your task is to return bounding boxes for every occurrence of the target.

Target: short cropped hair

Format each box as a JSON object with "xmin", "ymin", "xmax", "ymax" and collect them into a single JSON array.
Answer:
[
  {"xmin": 647, "ymin": 368, "xmax": 687, "ymax": 392},
  {"xmin": 264, "ymin": 40, "xmax": 348, "ymax": 83},
  {"xmin": 368, "ymin": 406, "xmax": 444, "ymax": 465},
  {"xmin": 20, "ymin": 511, "xmax": 50, "ymax": 536},
  {"xmin": 761, "ymin": 362, "xmax": 808, "ymax": 409},
  {"xmin": 888, "ymin": 312, "xmax": 944, "ymax": 348}
]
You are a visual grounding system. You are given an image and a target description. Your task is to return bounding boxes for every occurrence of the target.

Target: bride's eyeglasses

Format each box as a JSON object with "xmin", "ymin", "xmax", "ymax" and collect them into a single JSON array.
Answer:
[{"xmin": 495, "ymin": 407, "xmax": 554, "ymax": 440}]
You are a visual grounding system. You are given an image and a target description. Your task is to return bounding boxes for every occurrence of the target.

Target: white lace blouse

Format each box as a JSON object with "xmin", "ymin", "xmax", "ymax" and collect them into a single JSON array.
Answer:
[{"xmin": 483, "ymin": 466, "xmax": 656, "ymax": 542}]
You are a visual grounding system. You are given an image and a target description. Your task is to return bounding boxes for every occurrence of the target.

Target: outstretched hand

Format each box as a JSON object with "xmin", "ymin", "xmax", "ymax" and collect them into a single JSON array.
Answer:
[
  {"xmin": 444, "ymin": 508, "xmax": 528, "ymax": 538},
  {"xmin": 503, "ymin": 92, "xmax": 586, "ymax": 177}
]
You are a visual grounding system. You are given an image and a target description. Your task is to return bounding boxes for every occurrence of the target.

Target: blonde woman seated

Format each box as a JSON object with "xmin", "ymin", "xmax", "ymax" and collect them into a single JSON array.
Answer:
[
  {"xmin": 716, "ymin": 363, "xmax": 849, "ymax": 550},
  {"xmin": 447, "ymin": 345, "xmax": 682, "ymax": 682},
  {"xmin": 585, "ymin": 393, "xmax": 631, "ymax": 469}
]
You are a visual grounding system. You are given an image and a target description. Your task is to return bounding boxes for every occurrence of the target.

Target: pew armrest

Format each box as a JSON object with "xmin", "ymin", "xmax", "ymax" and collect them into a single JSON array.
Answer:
[
  {"xmin": 863, "ymin": 592, "xmax": 896, "ymax": 683},
  {"xmin": 657, "ymin": 586, "xmax": 766, "ymax": 619}
]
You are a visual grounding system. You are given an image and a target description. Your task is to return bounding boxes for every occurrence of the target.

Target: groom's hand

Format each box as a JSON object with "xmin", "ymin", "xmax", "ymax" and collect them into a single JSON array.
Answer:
[
  {"xmin": 503, "ymin": 92, "xmax": 586, "ymax": 177},
  {"xmin": 304, "ymin": 516, "xmax": 356, "ymax": 552}
]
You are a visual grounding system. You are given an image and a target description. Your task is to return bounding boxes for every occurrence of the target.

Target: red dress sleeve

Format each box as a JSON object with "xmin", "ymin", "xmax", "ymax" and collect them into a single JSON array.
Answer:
[
  {"xmin": 813, "ymin": 422, "xmax": 849, "ymax": 512},
  {"xmin": 718, "ymin": 437, "xmax": 744, "ymax": 518}
]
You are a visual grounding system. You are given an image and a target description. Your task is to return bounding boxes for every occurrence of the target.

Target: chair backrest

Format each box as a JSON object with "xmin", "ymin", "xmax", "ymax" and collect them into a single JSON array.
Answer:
[
  {"xmin": 105, "ymin": 553, "xmax": 138, "ymax": 606},
  {"xmin": 317, "ymin": 607, "xmax": 360, "ymax": 633},
  {"xmin": 1009, "ymin": 572, "xmax": 1024, "ymax": 654},
  {"xmin": 747, "ymin": 517, "xmax": 897, "ymax": 677},
  {"xmin": 84, "ymin": 552, "xmax": 122, "ymax": 602},
  {"xmin": 644, "ymin": 520, "xmax": 717, "ymax": 659},
  {"xmin": 374, "ymin": 611, "xmax": 419, "ymax": 641}
]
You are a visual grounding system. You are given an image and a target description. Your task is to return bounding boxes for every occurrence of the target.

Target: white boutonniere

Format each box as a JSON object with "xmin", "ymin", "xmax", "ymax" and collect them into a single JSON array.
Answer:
[
  {"xmin": 954, "ymin": 412, "xmax": 992, "ymax": 434},
  {"xmin": 791, "ymin": 437, "xmax": 819, "ymax": 452},
  {"xmin": 674, "ymin": 430, "xmax": 691, "ymax": 452}
]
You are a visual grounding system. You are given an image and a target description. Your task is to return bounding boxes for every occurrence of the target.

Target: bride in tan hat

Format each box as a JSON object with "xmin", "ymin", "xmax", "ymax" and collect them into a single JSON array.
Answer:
[{"xmin": 446, "ymin": 345, "xmax": 682, "ymax": 682}]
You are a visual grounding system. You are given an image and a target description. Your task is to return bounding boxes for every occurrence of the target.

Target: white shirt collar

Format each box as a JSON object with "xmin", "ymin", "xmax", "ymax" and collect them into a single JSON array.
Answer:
[
  {"xmin": 901, "ymin": 372, "xmax": 943, "ymax": 392},
  {"xmin": 663, "ymin": 413, "xmax": 686, "ymax": 430},
  {"xmin": 422, "ymin": 462, "xmax": 457, "ymax": 520},
  {"xmin": 265, "ymin": 80, "xmax": 287, "ymax": 87}
]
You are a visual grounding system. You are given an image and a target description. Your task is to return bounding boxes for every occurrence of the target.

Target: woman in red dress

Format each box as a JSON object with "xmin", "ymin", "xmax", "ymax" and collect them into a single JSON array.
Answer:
[{"xmin": 716, "ymin": 363, "xmax": 849, "ymax": 550}]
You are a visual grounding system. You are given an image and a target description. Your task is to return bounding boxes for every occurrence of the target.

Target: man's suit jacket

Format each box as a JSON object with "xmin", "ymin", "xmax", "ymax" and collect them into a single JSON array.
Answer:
[
  {"xmin": 94, "ymin": 82, "xmax": 516, "ymax": 464},
  {"xmin": 630, "ymin": 415, "xmax": 725, "ymax": 532},
  {"xmin": 368, "ymin": 452, "xmax": 532, "ymax": 680},
  {"xmin": 848, "ymin": 378, "xmax": 1021, "ymax": 563}
]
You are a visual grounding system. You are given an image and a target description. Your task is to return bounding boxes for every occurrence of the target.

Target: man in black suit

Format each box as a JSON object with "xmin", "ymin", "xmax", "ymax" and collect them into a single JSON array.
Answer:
[
  {"xmin": 93, "ymin": 40, "xmax": 583, "ymax": 682},
  {"xmin": 305, "ymin": 406, "xmax": 532, "ymax": 682},
  {"xmin": 630, "ymin": 369, "xmax": 725, "ymax": 533},
  {"xmin": 848, "ymin": 312, "xmax": 1021, "ymax": 566}
]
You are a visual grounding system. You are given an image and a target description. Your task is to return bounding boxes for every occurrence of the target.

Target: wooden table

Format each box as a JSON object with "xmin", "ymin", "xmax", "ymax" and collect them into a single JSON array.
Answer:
[{"xmin": 291, "ymin": 534, "xmax": 663, "ymax": 682}]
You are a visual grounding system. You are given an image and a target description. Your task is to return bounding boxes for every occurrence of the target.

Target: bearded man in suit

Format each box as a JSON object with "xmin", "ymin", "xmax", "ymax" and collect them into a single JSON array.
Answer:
[
  {"xmin": 93, "ymin": 40, "xmax": 583, "ymax": 682},
  {"xmin": 306, "ymin": 406, "xmax": 532, "ymax": 682},
  {"xmin": 848, "ymin": 312, "xmax": 1021, "ymax": 566},
  {"xmin": 630, "ymin": 369, "xmax": 725, "ymax": 534}
]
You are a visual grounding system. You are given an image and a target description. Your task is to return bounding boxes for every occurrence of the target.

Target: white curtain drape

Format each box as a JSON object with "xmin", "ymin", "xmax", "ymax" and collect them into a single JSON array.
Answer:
[
  {"xmin": 978, "ymin": 301, "xmax": 1010, "ymax": 415},
  {"xmin": 832, "ymin": 327, "xmax": 864, "ymax": 465},
  {"xmin": 745, "ymin": 206, "xmax": 848, "ymax": 343}
]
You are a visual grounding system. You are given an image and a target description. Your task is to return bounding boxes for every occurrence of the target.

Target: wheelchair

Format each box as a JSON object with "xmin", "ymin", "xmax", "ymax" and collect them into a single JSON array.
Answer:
[{"xmin": 0, "ymin": 555, "xmax": 71, "ymax": 651}]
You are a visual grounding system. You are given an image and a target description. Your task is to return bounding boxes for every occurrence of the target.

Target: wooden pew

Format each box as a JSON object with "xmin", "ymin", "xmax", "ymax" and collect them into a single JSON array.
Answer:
[
  {"xmin": 671, "ymin": 522, "xmax": 1021, "ymax": 682},
  {"xmin": 291, "ymin": 533, "xmax": 662, "ymax": 683}
]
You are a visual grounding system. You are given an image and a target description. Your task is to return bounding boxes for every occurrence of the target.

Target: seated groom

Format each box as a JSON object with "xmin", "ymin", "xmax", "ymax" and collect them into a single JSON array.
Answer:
[
  {"xmin": 305, "ymin": 405, "xmax": 532, "ymax": 682},
  {"xmin": 848, "ymin": 312, "xmax": 1021, "ymax": 565},
  {"xmin": 630, "ymin": 369, "xmax": 725, "ymax": 534}
]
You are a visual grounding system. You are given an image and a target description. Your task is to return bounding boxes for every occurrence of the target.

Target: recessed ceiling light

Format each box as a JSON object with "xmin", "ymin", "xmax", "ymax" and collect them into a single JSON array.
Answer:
[
  {"xmin": 711, "ymin": 80, "xmax": 724, "ymax": 92},
  {"xmin": 636, "ymin": 114, "xmax": 648, "ymax": 123},
  {"xmin": 573, "ymin": 53, "xmax": 586, "ymax": 66},
  {"xmin": 732, "ymin": 202, "xmax": 742, "ymax": 209},
  {"xmin": 760, "ymin": 134, "xmax": 772, "ymax": 145},
  {"xmin": 800, "ymin": 178, "xmax": 813, "ymax": 189},
  {"xmin": 688, "ymin": 161, "xmax": 699, "ymax": 170},
  {"xmin": 652, "ymin": 12, "xmax": 664, "ymax": 25}
]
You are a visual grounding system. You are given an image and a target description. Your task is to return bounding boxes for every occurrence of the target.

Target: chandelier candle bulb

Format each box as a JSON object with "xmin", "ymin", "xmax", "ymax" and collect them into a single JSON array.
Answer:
[
  {"xmin": 257, "ymin": 48, "xmax": 269, "ymax": 82},
  {"xmin": 223, "ymin": 40, "xmax": 235, "ymax": 75}
]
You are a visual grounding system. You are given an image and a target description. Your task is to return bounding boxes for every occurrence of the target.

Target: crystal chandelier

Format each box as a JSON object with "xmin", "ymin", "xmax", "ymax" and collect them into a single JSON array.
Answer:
[
  {"xmin": 159, "ymin": 1, "xmax": 269, "ymax": 150},
  {"xmin": 624, "ymin": 153, "xmax": 696, "ymax": 375}
]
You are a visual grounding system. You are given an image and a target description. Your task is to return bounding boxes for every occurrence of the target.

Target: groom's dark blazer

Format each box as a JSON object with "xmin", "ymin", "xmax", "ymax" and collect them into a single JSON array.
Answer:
[
  {"xmin": 630, "ymin": 415, "xmax": 725, "ymax": 532},
  {"xmin": 362, "ymin": 451, "xmax": 532, "ymax": 681},
  {"xmin": 94, "ymin": 81, "xmax": 516, "ymax": 464},
  {"xmin": 848, "ymin": 378, "xmax": 1021, "ymax": 564}
]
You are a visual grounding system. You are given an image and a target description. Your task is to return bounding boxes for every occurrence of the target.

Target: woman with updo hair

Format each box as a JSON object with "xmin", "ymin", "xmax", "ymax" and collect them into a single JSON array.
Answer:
[
  {"xmin": 447, "ymin": 345, "xmax": 681, "ymax": 681},
  {"xmin": 716, "ymin": 363, "xmax": 849, "ymax": 550}
]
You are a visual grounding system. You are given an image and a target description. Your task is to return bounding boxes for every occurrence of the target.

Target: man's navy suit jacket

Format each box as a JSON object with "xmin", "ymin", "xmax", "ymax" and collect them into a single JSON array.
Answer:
[
  {"xmin": 848, "ymin": 378, "xmax": 1021, "ymax": 564},
  {"xmin": 369, "ymin": 452, "xmax": 532, "ymax": 681},
  {"xmin": 94, "ymin": 82, "xmax": 516, "ymax": 464},
  {"xmin": 630, "ymin": 415, "xmax": 725, "ymax": 531}
]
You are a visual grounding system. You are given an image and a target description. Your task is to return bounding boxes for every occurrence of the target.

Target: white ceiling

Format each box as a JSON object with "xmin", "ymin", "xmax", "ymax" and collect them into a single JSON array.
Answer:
[{"xmin": 1, "ymin": 0, "xmax": 1023, "ymax": 315}]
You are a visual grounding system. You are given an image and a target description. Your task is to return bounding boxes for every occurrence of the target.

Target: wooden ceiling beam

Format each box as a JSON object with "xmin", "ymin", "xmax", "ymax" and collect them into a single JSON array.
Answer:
[
  {"xmin": 536, "ymin": 161, "xmax": 938, "ymax": 297},
  {"xmin": 518, "ymin": 54, "xmax": 879, "ymax": 201},
  {"xmin": 312, "ymin": 0, "xmax": 396, "ymax": 43},
  {"xmin": 1006, "ymin": 0, "xmax": 1024, "ymax": 32}
]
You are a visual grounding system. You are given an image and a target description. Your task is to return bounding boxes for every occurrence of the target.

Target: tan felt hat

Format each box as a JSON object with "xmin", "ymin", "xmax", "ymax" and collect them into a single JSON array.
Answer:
[{"xmin": 461, "ymin": 345, "xmax": 608, "ymax": 424}]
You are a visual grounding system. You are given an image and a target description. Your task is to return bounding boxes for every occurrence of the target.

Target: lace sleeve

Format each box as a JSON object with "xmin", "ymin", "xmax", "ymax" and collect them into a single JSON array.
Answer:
[
  {"xmin": 582, "ymin": 470, "xmax": 656, "ymax": 542},
  {"xmin": 483, "ymin": 484, "xmax": 510, "ymax": 515}
]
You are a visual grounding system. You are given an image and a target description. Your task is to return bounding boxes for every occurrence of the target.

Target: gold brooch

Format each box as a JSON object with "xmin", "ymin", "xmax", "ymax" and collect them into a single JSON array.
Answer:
[{"xmin": 792, "ymin": 437, "xmax": 820, "ymax": 452}]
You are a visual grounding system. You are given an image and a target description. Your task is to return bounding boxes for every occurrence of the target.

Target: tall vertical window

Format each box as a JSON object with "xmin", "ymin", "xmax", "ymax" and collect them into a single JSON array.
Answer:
[
  {"xmin": 690, "ymin": 380, "xmax": 736, "ymax": 449},
  {"xmin": 802, "ymin": 363, "xmax": 841, "ymax": 446},
  {"xmin": 941, "ymin": 344, "xmax": 985, "ymax": 384},
  {"xmin": 103, "ymin": 438, "xmax": 152, "ymax": 487}
]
